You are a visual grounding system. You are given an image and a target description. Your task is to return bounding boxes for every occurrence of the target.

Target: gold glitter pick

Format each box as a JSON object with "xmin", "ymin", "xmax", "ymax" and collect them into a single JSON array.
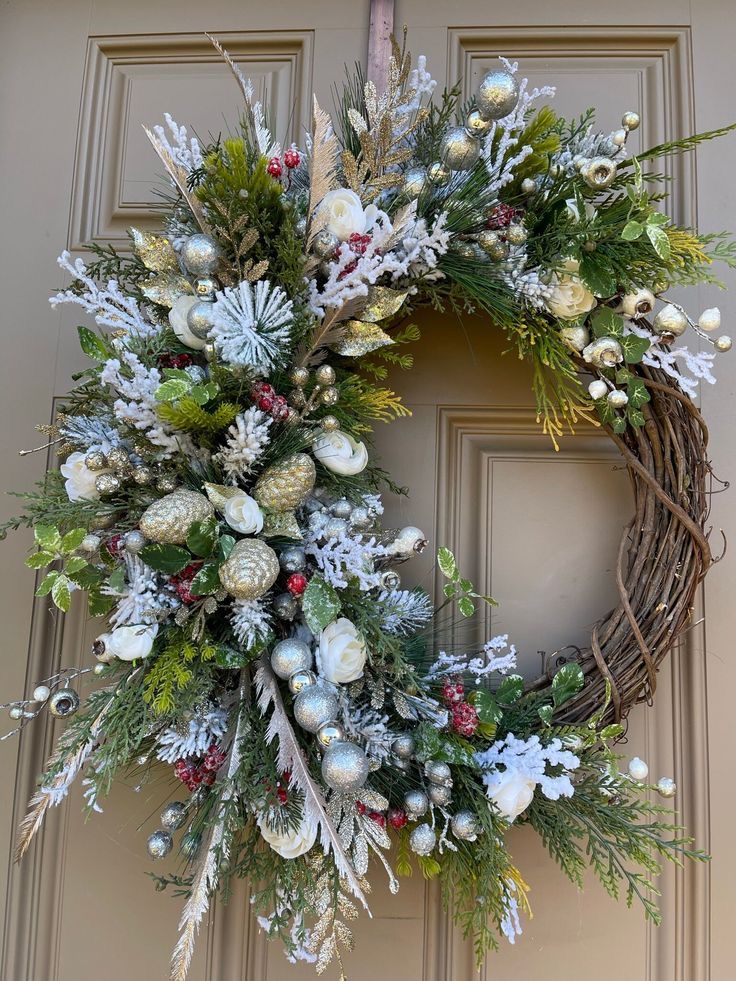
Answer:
[
  {"xmin": 261, "ymin": 509, "xmax": 302, "ymax": 540},
  {"xmin": 203, "ymin": 481, "xmax": 242, "ymax": 510},
  {"xmin": 330, "ymin": 320, "xmax": 395, "ymax": 357},
  {"xmin": 131, "ymin": 228, "xmax": 180, "ymax": 273},
  {"xmin": 361, "ymin": 285, "xmax": 408, "ymax": 323},
  {"xmin": 141, "ymin": 273, "xmax": 194, "ymax": 308}
]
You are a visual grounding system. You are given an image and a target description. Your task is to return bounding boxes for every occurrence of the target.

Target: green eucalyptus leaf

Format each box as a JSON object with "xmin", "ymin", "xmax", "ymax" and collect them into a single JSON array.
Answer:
[
  {"xmin": 302, "ymin": 576, "xmax": 341, "ymax": 634},
  {"xmin": 552, "ymin": 662, "xmax": 585, "ymax": 707},
  {"xmin": 139, "ymin": 543, "xmax": 191, "ymax": 575}
]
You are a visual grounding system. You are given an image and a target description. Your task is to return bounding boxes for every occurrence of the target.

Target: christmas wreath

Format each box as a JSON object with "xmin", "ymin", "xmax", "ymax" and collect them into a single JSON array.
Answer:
[{"xmin": 4, "ymin": 35, "xmax": 734, "ymax": 979}]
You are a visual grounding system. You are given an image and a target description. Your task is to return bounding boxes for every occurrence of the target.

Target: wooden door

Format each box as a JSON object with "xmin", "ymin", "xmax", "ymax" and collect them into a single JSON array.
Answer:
[{"xmin": 1, "ymin": 2, "xmax": 733, "ymax": 979}]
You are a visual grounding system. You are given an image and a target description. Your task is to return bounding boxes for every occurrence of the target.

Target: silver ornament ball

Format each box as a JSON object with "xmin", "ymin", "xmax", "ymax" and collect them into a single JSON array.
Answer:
[
  {"xmin": 33, "ymin": 684, "xmax": 51, "ymax": 703},
  {"xmin": 273, "ymin": 592, "xmax": 299, "ymax": 620},
  {"xmin": 313, "ymin": 229, "xmax": 339, "ymax": 258},
  {"xmin": 194, "ymin": 276, "xmax": 218, "ymax": 298},
  {"xmin": 331, "ymin": 498, "xmax": 353, "ymax": 519},
  {"xmin": 715, "ymin": 335, "xmax": 733, "ymax": 353},
  {"xmin": 93, "ymin": 663, "xmax": 106, "ymax": 676},
  {"xmin": 441, "ymin": 126, "xmax": 481, "ymax": 172},
  {"xmin": 425, "ymin": 760, "xmax": 453, "ymax": 787},
  {"xmin": 321, "ymin": 740, "xmax": 370, "ymax": 793},
  {"xmin": 349, "ymin": 506, "xmax": 372, "ymax": 530},
  {"xmin": 147, "ymin": 829, "xmax": 173, "ymax": 860},
  {"xmin": 451, "ymin": 810, "xmax": 481, "ymax": 841},
  {"xmin": 427, "ymin": 161, "xmax": 451, "ymax": 186},
  {"xmin": 84, "ymin": 450, "xmax": 108, "ymax": 471},
  {"xmin": 156, "ymin": 475, "xmax": 178, "ymax": 494},
  {"xmin": 391, "ymin": 734, "xmax": 416, "ymax": 760},
  {"xmin": 403, "ymin": 167, "xmax": 427, "ymax": 198},
  {"xmin": 476, "ymin": 230, "xmax": 509, "ymax": 261},
  {"xmin": 428, "ymin": 783, "xmax": 452, "ymax": 807},
  {"xmin": 95, "ymin": 472, "xmax": 121, "ymax": 496},
  {"xmin": 271, "ymin": 638, "xmax": 313, "ymax": 680},
  {"xmin": 506, "ymin": 223, "xmax": 528, "ymax": 246},
  {"xmin": 465, "ymin": 109, "xmax": 492, "ymax": 137},
  {"xmin": 320, "ymin": 385, "xmax": 339, "ymax": 406},
  {"xmin": 316, "ymin": 721, "xmax": 345, "ymax": 748},
  {"xmin": 293, "ymin": 684, "xmax": 339, "ymax": 732},
  {"xmin": 288, "ymin": 668, "xmax": 317, "ymax": 694},
  {"xmin": 409, "ymin": 823, "xmax": 436, "ymax": 856},
  {"xmin": 324, "ymin": 517, "xmax": 348, "ymax": 539},
  {"xmin": 8, "ymin": 706, "xmax": 23, "ymax": 721},
  {"xmin": 290, "ymin": 366, "xmax": 310, "ymax": 386},
  {"xmin": 657, "ymin": 776, "xmax": 677, "ymax": 798},
  {"xmin": 160, "ymin": 801, "xmax": 187, "ymax": 831},
  {"xmin": 279, "ymin": 546, "xmax": 307, "ymax": 573},
  {"xmin": 476, "ymin": 69, "xmax": 520, "ymax": 121},
  {"xmin": 106, "ymin": 447, "xmax": 130, "ymax": 470},
  {"xmin": 181, "ymin": 234, "xmax": 220, "ymax": 276},
  {"xmin": 80, "ymin": 533, "xmax": 102, "ymax": 553},
  {"xmin": 49, "ymin": 688, "xmax": 80, "ymax": 718},
  {"xmin": 186, "ymin": 299, "xmax": 217, "ymax": 340},
  {"xmin": 320, "ymin": 414, "xmax": 340, "ymax": 432},
  {"xmin": 124, "ymin": 530, "xmax": 146, "ymax": 554},
  {"xmin": 132, "ymin": 465, "xmax": 155, "ymax": 486},
  {"xmin": 404, "ymin": 789, "xmax": 429, "ymax": 817}
]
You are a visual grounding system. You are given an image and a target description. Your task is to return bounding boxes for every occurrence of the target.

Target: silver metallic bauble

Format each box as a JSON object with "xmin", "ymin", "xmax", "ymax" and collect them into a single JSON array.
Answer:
[
  {"xmin": 428, "ymin": 783, "xmax": 452, "ymax": 807},
  {"xmin": 698, "ymin": 307, "xmax": 721, "ymax": 332},
  {"xmin": 621, "ymin": 288, "xmax": 655, "ymax": 318},
  {"xmin": 320, "ymin": 414, "xmax": 340, "ymax": 432},
  {"xmin": 194, "ymin": 276, "xmax": 219, "ymax": 298},
  {"xmin": 288, "ymin": 669, "xmax": 317, "ymax": 694},
  {"xmin": 582, "ymin": 157, "xmax": 617, "ymax": 190},
  {"xmin": 160, "ymin": 801, "xmax": 187, "ymax": 831},
  {"xmin": 84, "ymin": 450, "xmax": 107, "ymax": 471},
  {"xmin": 132, "ymin": 465, "xmax": 155, "ymax": 486},
  {"xmin": 465, "ymin": 109, "xmax": 493, "ymax": 137},
  {"xmin": 320, "ymin": 385, "xmax": 339, "ymax": 406},
  {"xmin": 9, "ymin": 706, "xmax": 23, "ymax": 720},
  {"xmin": 388, "ymin": 526, "xmax": 428, "ymax": 558},
  {"xmin": 409, "ymin": 823, "xmax": 436, "ymax": 856},
  {"xmin": 582, "ymin": 336, "xmax": 624, "ymax": 369},
  {"xmin": 180, "ymin": 831, "xmax": 202, "ymax": 860},
  {"xmin": 403, "ymin": 166, "xmax": 427, "ymax": 197},
  {"xmin": 140, "ymin": 490, "xmax": 214, "ymax": 545},
  {"xmin": 147, "ymin": 829, "xmax": 173, "ymax": 860},
  {"xmin": 622, "ymin": 110, "xmax": 641, "ymax": 131},
  {"xmin": 156, "ymin": 475, "xmax": 178, "ymax": 494},
  {"xmin": 657, "ymin": 776, "xmax": 677, "ymax": 798},
  {"xmin": 425, "ymin": 760, "xmax": 453, "ymax": 787},
  {"xmin": 427, "ymin": 161, "xmax": 451, "ymax": 186},
  {"xmin": 607, "ymin": 389, "xmax": 629, "ymax": 408},
  {"xmin": 49, "ymin": 688, "xmax": 80, "ymax": 718},
  {"xmin": 279, "ymin": 546, "xmax": 307, "ymax": 573},
  {"xmin": 294, "ymin": 684, "xmax": 339, "ymax": 732},
  {"xmin": 181, "ymin": 234, "xmax": 220, "ymax": 276},
  {"xmin": 218, "ymin": 538, "xmax": 280, "ymax": 600},
  {"xmin": 653, "ymin": 303, "xmax": 688, "ymax": 337},
  {"xmin": 273, "ymin": 592, "xmax": 299, "ymax": 620},
  {"xmin": 290, "ymin": 366, "xmax": 310, "ymax": 386},
  {"xmin": 349, "ymin": 506, "xmax": 372, "ymax": 530},
  {"xmin": 506, "ymin": 223, "xmax": 528, "ymax": 246},
  {"xmin": 404, "ymin": 789, "xmax": 429, "ymax": 817},
  {"xmin": 186, "ymin": 299, "xmax": 217, "ymax": 340},
  {"xmin": 271, "ymin": 638, "xmax": 313, "ymax": 680},
  {"xmin": 476, "ymin": 229, "xmax": 509, "ymax": 261},
  {"xmin": 612, "ymin": 128, "xmax": 628, "ymax": 146},
  {"xmin": 560, "ymin": 324, "xmax": 589, "ymax": 353},
  {"xmin": 441, "ymin": 126, "xmax": 481, "ymax": 171},
  {"xmin": 32, "ymin": 684, "xmax": 50, "ymax": 703},
  {"xmin": 80, "ymin": 533, "xmax": 102, "ymax": 553},
  {"xmin": 124, "ymin": 530, "xmax": 146, "ymax": 554},
  {"xmin": 95, "ymin": 472, "xmax": 121, "ymax": 496},
  {"xmin": 315, "ymin": 364, "xmax": 336, "ymax": 386},
  {"xmin": 391, "ymin": 734, "xmax": 416, "ymax": 760},
  {"xmin": 324, "ymin": 517, "xmax": 348, "ymax": 539},
  {"xmin": 451, "ymin": 810, "xmax": 481, "ymax": 841},
  {"xmin": 316, "ymin": 721, "xmax": 345, "ymax": 747},
  {"xmin": 380, "ymin": 569, "xmax": 401, "ymax": 590},
  {"xmin": 106, "ymin": 447, "xmax": 129, "ymax": 470},
  {"xmin": 331, "ymin": 498, "xmax": 353, "ymax": 519},
  {"xmin": 476, "ymin": 69, "xmax": 519, "ymax": 121},
  {"xmin": 715, "ymin": 335, "xmax": 733, "ymax": 352},
  {"xmin": 321, "ymin": 740, "xmax": 370, "ymax": 792},
  {"xmin": 313, "ymin": 229, "xmax": 339, "ymax": 258}
]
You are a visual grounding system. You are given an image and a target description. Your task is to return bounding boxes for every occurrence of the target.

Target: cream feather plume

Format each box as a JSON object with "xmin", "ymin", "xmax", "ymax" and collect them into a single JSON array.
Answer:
[
  {"xmin": 305, "ymin": 97, "xmax": 340, "ymax": 252},
  {"xmin": 142, "ymin": 126, "xmax": 213, "ymax": 236}
]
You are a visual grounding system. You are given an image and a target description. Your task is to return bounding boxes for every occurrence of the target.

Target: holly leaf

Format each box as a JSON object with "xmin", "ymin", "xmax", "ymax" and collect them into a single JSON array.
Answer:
[
  {"xmin": 471, "ymin": 690, "xmax": 503, "ymax": 724},
  {"xmin": 34, "ymin": 524, "xmax": 61, "ymax": 550},
  {"xmin": 77, "ymin": 325, "xmax": 110, "ymax": 361},
  {"xmin": 496, "ymin": 674, "xmax": 524, "ymax": 706},
  {"xmin": 646, "ymin": 224, "xmax": 671, "ymax": 260},
  {"xmin": 437, "ymin": 547, "xmax": 459, "ymax": 581},
  {"xmin": 302, "ymin": 576, "xmax": 341, "ymax": 634},
  {"xmin": 187, "ymin": 517, "xmax": 218, "ymax": 557},
  {"xmin": 552, "ymin": 663, "xmax": 584, "ymax": 707},
  {"xmin": 25, "ymin": 550, "xmax": 55, "ymax": 569},
  {"xmin": 579, "ymin": 254, "xmax": 617, "ymax": 298},
  {"xmin": 51, "ymin": 574, "xmax": 72, "ymax": 612},
  {"xmin": 139, "ymin": 543, "xmax": 191, "ymax": 574},
  {"xmin": 621, "ymin": 220, "xmax": 644, "ymax": 241},
  {"xmin": 590, "ymin": 307, "xmax": 624, "ymax": 339},
  {"xmin": 60, "ymin": 528, "xmax": 87, "ymax": 553},
  {"xmin": 190, "ymin": 562, "xmax": 221, "ymax": 596},
  {"xmin": 619, "ymin": 333, "xmax": 651, "ymax": 364},
  {"xmin": 217, "ymin": 535, "xmax": 235, "ymax": 560},
  {"xmin": 155, "ymin": 379, "xmax": 191, "ymax": 403}
]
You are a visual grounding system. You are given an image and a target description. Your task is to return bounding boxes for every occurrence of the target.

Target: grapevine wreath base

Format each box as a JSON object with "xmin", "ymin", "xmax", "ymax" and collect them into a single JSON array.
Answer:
[{"xmin": 3, "ymin": 35, "xmax": 733, "ymax": 980}]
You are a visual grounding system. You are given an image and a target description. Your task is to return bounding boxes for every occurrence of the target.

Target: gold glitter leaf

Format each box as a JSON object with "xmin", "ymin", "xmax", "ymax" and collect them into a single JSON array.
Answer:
[
  {"xmin": 330, "ymin": 320, "xmax": 395, "ymax": 357},
  {"xmin": 141, "ymin": 273, "xmax": 194, "ymax": 308},
  {"xmin": 261, "ymin": 509, "xmax": 302, "ymax": 540},
  {"xmin": 131, "ymin": 228, "xmax": 180, "ymax": 273},
  {"xmin": 203, "ymin": 482, "xmax": 242, "ymax": 510},
  {"xmin": 361, "ymin": 286, "xmax": 408, "ymax": 323}
]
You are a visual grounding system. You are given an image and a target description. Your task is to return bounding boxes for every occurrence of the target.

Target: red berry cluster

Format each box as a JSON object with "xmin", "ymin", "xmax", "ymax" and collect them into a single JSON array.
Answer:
[
  {"xmin": 276, "ymin": 770, "xmax": 291, "ymax": 804},
  {"xmin": 174, "ymin": 744, "xmax": 226, "ymax": 791},
  {"xmin": 158, "ymin": 352, "xmax": 193, "ymax": 370},
  {"xmin": 339, "ymin": 232, "xmax": 372, "ymax": 277},
  {"xmin": 283, "ymin": 148, "xmax": 301, "ymax": 169},
  {"xmin": 356, "ymin": 801, "xmax": 392, "ymax": 828},
  {"xmin": 266, "ymin": 156, "xmax": 283, "ymax": 178},
  {"xmin": 286, "ymin": 572, "xmax": 307, "ymax": 596},
  {"xmin": 170, "ymin": 563, "xmax": 201, "ymax": 604},
  {"xmin": 251, "ymin": 381, "xmax": 289, "ymax": 421},
  {"xmin": 441, "ymin": 676, "xmax": 465, "ymax": 705},
  {"xmin": 105, "ymin": 533, "xmax": 125, "ymax": 557},
  {"xmin": 487, "ymin": 203, "xmax": 520, "ymax": 229},
  {"xmin": 387, "ymin": 806, "xmax": 408, "ymax": 830},
  {"xmin": 267, "ymin": 149, "xmax": 301, "ymax": 179},
  {"xmin": 441, "ymin": 676, "xmax": 479, "ymax": 736}
]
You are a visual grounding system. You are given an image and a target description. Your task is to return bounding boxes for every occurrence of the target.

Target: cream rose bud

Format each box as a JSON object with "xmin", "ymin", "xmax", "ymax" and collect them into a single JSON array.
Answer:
[
  {"xmin": 318, "ymin": 188, "xmax": 368, "ymax": 241},
  {"xmin": 168, "ymin": 294, "xmax": 207, "ymax": 350},
  {"xmin": 318, "ymin": 617, "xmax": 367, "ymax": 684},
  {"xmin": 107, "ymin": 623, "xmax": 158, "ymax": 662},
  {"xmin": 257, "ymin": 812, "xmax": 317, "ymax": 859},
  {"xmin": 312, "ymin": 430, "xmax": 368, "ymax": 476},
  {"xmin": 546, "ymin": 258, "xmax": 597, "ymax": 320},
  {"xmin": 60, "ymin": 452, "xmax": 105, "ymax": 502},
  {"xmin": 223, "ymin": 491, "xmax": 264, "ymax": 535},
  {"xmin": 486, "ymin": 769, "xmax": 536, "ymax": 822},
  {"xmin": 588, "ymin": 379, "xmax": 608, "ymax": 400}
]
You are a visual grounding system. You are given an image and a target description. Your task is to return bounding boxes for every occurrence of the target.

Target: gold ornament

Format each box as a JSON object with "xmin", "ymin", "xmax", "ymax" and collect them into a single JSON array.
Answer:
[
  {"xmin": 141, "ymin": 273, "xmax": 194, "ymax": 308},
  {"xmin": 476, "ymin": 69, "xmax": 520, "ymax": 121},
  {"xmin": 254, "ymin": 453, "xmax": 316, "ymax": 512},
  {"xmin": 361, "ymin": 285, "xmax": 409, "ymax": 323},
  {"xmin": 218, "ymin": 538, "xmax": 279, "ymax": 600},
  {"xmin": 262, "ymin": 509, "xmax": 302, "ymax": 539},
  {"xmin": 139, "ymin": 490, "xmax": 215, "ymax": 545},
  {"xmin": 581, "ymin": 157, "xmax": 617, "ymax": 190},
  {"xmin": 330, "ymin": 320, "xmax": 395, "ymax": 357},
  {"xmin": 203, "ymin": 481, "xmax": 242, "ymax": 510},
  {"xmin": 131, "ymin": 228, "xmax": 180, "ymax": 273},
  {"xmin": 440, "ymin": 126, "xmax": 481, "ymax": 171}
]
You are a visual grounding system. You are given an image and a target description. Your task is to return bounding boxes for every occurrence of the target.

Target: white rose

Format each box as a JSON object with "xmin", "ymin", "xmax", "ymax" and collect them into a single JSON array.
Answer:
[
  {"xmin": 107, "ymin": 623, "xmax": 158, "ymax": 662},
  {"xmin": 223, "ymin": 492, "xmax": 264, "ymax": 535},
  {"xmin": 258, "ymin": 812, "xmax": 317, "ymax": 859},
  {"xmin": 565, "ymin": 198, "xmax": 596, "ymax": 223},
  {"xmin": 60, "ymin": 451, "xmax": 107, "ymax": 502},
  {"xmin": 546, "ymin": 259, "xmax": 597, "ymax": 320},
  {"xmin": 318, "ymin": 188, "xmax": 368, "ymax": 241},
  {"xmin": 312, "ymin": 430, "xmax": 368, "ymax": 476},
  {"xmin": 486, "ymin": 769, "xmax": 536, "ymax": 822},
  {"xmin": 168, "ymin": 294, "xmax": 207, "ymax": 350},
  {"xmin": 318, "ymin": 617, "xmax": 367, "ymax": 684}
]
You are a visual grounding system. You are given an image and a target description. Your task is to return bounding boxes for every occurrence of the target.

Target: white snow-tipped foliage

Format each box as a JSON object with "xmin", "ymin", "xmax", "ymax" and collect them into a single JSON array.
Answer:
[
  {"xmin": 213, "ymin": 407, "xmax": 272, "ymax": 482},
  {"xmin": 211, "ymin": 280, "xmax": 293, "ymax": 373}
]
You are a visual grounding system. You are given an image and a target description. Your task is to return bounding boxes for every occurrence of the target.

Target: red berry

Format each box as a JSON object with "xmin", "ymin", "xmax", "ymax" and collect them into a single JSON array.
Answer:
[
  {"xmin": 451, "ymin": 702, "xmax": 479, "ymax": 737},
  {"xmin": 105, "ymin": 534, "xmax": 125, "ymax": 557},
  {"xmin": 283, "ymin": 148, "xmax": 300, "ymax": 169},
  {"xmin": 271, "ymin": 394, "xmax": 289, "ymax": 420},
  {"xmin": 286, "ymin": 573, "xmax": 307, "ymax": 596},
  {"xmin": 267, "ymin": 156, "xmax": 283, "ymax": 178},
  {"xmin": 369, "ymin": 811, "xmax": 386, "ymax": 828},
  {"xmin": 170, "ymin": 563, "xmax": 200, "ymax": 605},
  {"xmin": 276, "ymin": 784, "xmax": 288, "ymax": 804},
  {"xmin": 356, "ymin": 801, "xmax": 367, "ymax": 815},
  {"xmin": 347, "ymin": 232, "xmax": 372, "ymax": 255},
  {"xmin": 201, "ymin": 771, "xmax": 216, "ymax": 786},
  {"xmin": 252, "ymin": 381, "xmax": 275, "ymax": 399},
  {"xmin": 388, "ymin": 807, "xmax": 408, "ymax": 830},
  {"xmin": 441, "ymin": 677, "xmax": 465, "ymax": 706},
  {"xmin": 487, "ymin": 204, "xmax": 518, "ymax": 229},
  {"xmin": 257, "ymin": 395, "xmax": 274, "ymax": 412}
]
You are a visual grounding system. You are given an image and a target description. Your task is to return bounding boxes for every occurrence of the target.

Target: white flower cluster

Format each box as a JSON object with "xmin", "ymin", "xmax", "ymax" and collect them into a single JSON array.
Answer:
[
  {"xmin": 230, "ymin": 597, "xmax": 272, "ymax": 650},
  {"xmin": 51, "ymin": 252, "xmax": 157, "ymax": 340},
  {"xmin": 152, "ymin": 113, "xmax": 203, "ymax": 173},
  {"xmin": 624, "ymin": 320, "xmax": 717, "ymax": 397},
  {"xmin": 211, "ymin": 280, "xmax": 293, "ymax": 373},
  {"xmin": 155, "ymin": 705, "xmax": 228, "ymax": 763},
  {"xmin": 377, "ymin": 588, "xmax": 434, "ymax": 636},
  {"xmin": 428, "ymin": 633, "xmax": 518, "ymax": 683},
  {"xmin": 213, "ymin": 407, "xmax": 272, "ymax": 482},
  {"xmin": 475, "ymin": 733, "xmax": 580, "ymax": 804},
  {"xmin": 103, "ymin": 555, "xmax": 171, "ymax": 627},
  {"xmin": 304, "ymin": 529, "xmax": 387, "ymax": 591}
]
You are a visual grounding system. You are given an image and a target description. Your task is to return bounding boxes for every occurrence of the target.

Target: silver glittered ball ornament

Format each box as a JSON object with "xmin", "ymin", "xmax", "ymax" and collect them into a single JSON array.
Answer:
[
  {"xmin": 425, "ymin": 760, "xmax": 453, "ymax": 787},
  {"xmin": 293, "ymin": 684, "xmax": 339, "ymax": 732},
  {"xmin": 321, "ymin": 740, "xmax": 370, "ymax": 792},
  {"xmin": 451, "ymin": 810, "xmax": 481, "ymax": 841},
  {"xmin": 124, "ymin": 530, "xmax": 146, "ymax": 554},
  {"xmin": 147, "ymin": 830, "xmax": 173, "ymax": 860},
  {"xmin": 506, "ymin": 223, "xmax": 528, "ymax": 246},
  {"xmin": 132, "ymin": 465, "xmax": 154, "ymax": 486},
  {"xmin": 290, "ymin": 366, "xmax": 310, "ymax": 386},
  {"xmin": 440, "ymin": 126, "xmax": 481, "ymax": 171},
  {"xmin": 404, "ymin": 789, "xmax": 429, "ymax": 817},
  {"xmin": 49, "ymin": 688, "xmax": 80, "ymax": 718},
  {"xmin": 288, "ymin": 669, "xmax": 317, "ymax": 694},
  {"xmin": 657, "ymin": 776, "xmax": 677, "ymax": 798},
  {"xmin": 273, "ymin": 592, "xmax": 299, "ymax": 620},
  {"xmin": 476, "ymin": 69, "xmax": 520, "ymax": 121},
  {"xmin": 106, "ymin": 447, "xmax": 130, "ymax": 470},
  {"xmin": 80, "ymin": 533, "xmax": 102, "ymax": 553},
  {"xmin": 324, "ymin": 517, "xmax": 348, "ymax": 539},
  {"xmin": 331, "ymin": 499, "xmax": 353, "ymax": 520},
  {"xmin": 156, "ymin": 475, "xmax": 178, "ymax": 494},
  {"xmin": 186, "ymin": 299, "xmax": 217, "ymax": 340},
  {"xmin": 160, "ymin": 801, "xmax": 187, "ymax": 831},
  {"xmin": 313, "ymin": 229, "xmax": 339, "ymax": 258},
  {"xmin": 181, "ymin": 234, "xmax": 221, "ymax": 276},
  {"xmin": 403, "ymin": 167, "xmax": 427, "ymax": 197},
  {"xmin": 315, "ymin": 364, "xmax": 336, "ymax": 386},
  {"xmin": 84, "ymin": 450, "xmax": 107, "ymax": 471},
  {"xmin": 428, "ymin": 783, "xmax": 452, "ymax": 807},
  {"xmin": 349, "ymin": 506, "xmax": 372, "ymax": 530},
  {"xmin": 476, "ymin": 230, "xmax": 509, "ymax": 261},
  {"xmin": 33, "ymin": 685, "xmax": 50, "ymax": 703},
  {"xmin": 391, "ymin": 734, "xmax": 416, "ymax": 760},
  {"xmin": 270, "ymin": 638, "xmax": 313, "ymax": 679},
  {"xmin": 95, "ymin": 472, "xmax": 121, "ymax": 496},
  {"xmin": 715, "ymin": 335, "xmax": 733, "ymax": 352},
  {"xmin": 320, "ymin": 414, "xmax": 340, "ymax": 432},
  {"xmin": 465, "ymin": 109, "xmax": 492, "ymax": 137},
  {"xmin": 194, "ymin": 276, "xmax": 218, "ymax": 298},
  {"xmin": 409, "ymin": 823, "xmax": 436, "ymax": 856},
  {"xmin": 279, "ymin": 546, "xmax": 307, "ymax": 573},
  {"xmin": 316, "ymin": 721, "xmax": 345, "ymax": 748},
  {"xmin": 427, "ymin": 161, "xmax": 451, "ymax": 186}
]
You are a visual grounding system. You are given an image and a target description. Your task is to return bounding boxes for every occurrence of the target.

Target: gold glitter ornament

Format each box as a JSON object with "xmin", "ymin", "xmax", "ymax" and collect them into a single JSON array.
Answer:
[
  {"xmin": 465, "ymin": 108, "xmax": 492, "ymax": 137},
  {"xmin": 139, "ymin": 490, "xmax": 215, "ymax": 545},
  {"xmin": 476, "ymin": 69, "xmax": 520, "ymax": 120},
  {"xmin": 218, "ymin": 538, "xmax": 279, "ymax": 600},
  {"xmin": 254, "ymin": 453, "xmax": 316, "ymax": 512},
  {"xmin": 141, "ymin": 273, "xmax": 194, "ymax": 308},
  {"xmin": 131, "ymin": 228, "xmax": 180, "ymax": 273},
  {"xmin": 440, "ymin": 126, "xmax": 481, "ymax": 171},
  {"xmin": 582, "ymin": 157, "xmax": 617, "ymax": 190}
]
